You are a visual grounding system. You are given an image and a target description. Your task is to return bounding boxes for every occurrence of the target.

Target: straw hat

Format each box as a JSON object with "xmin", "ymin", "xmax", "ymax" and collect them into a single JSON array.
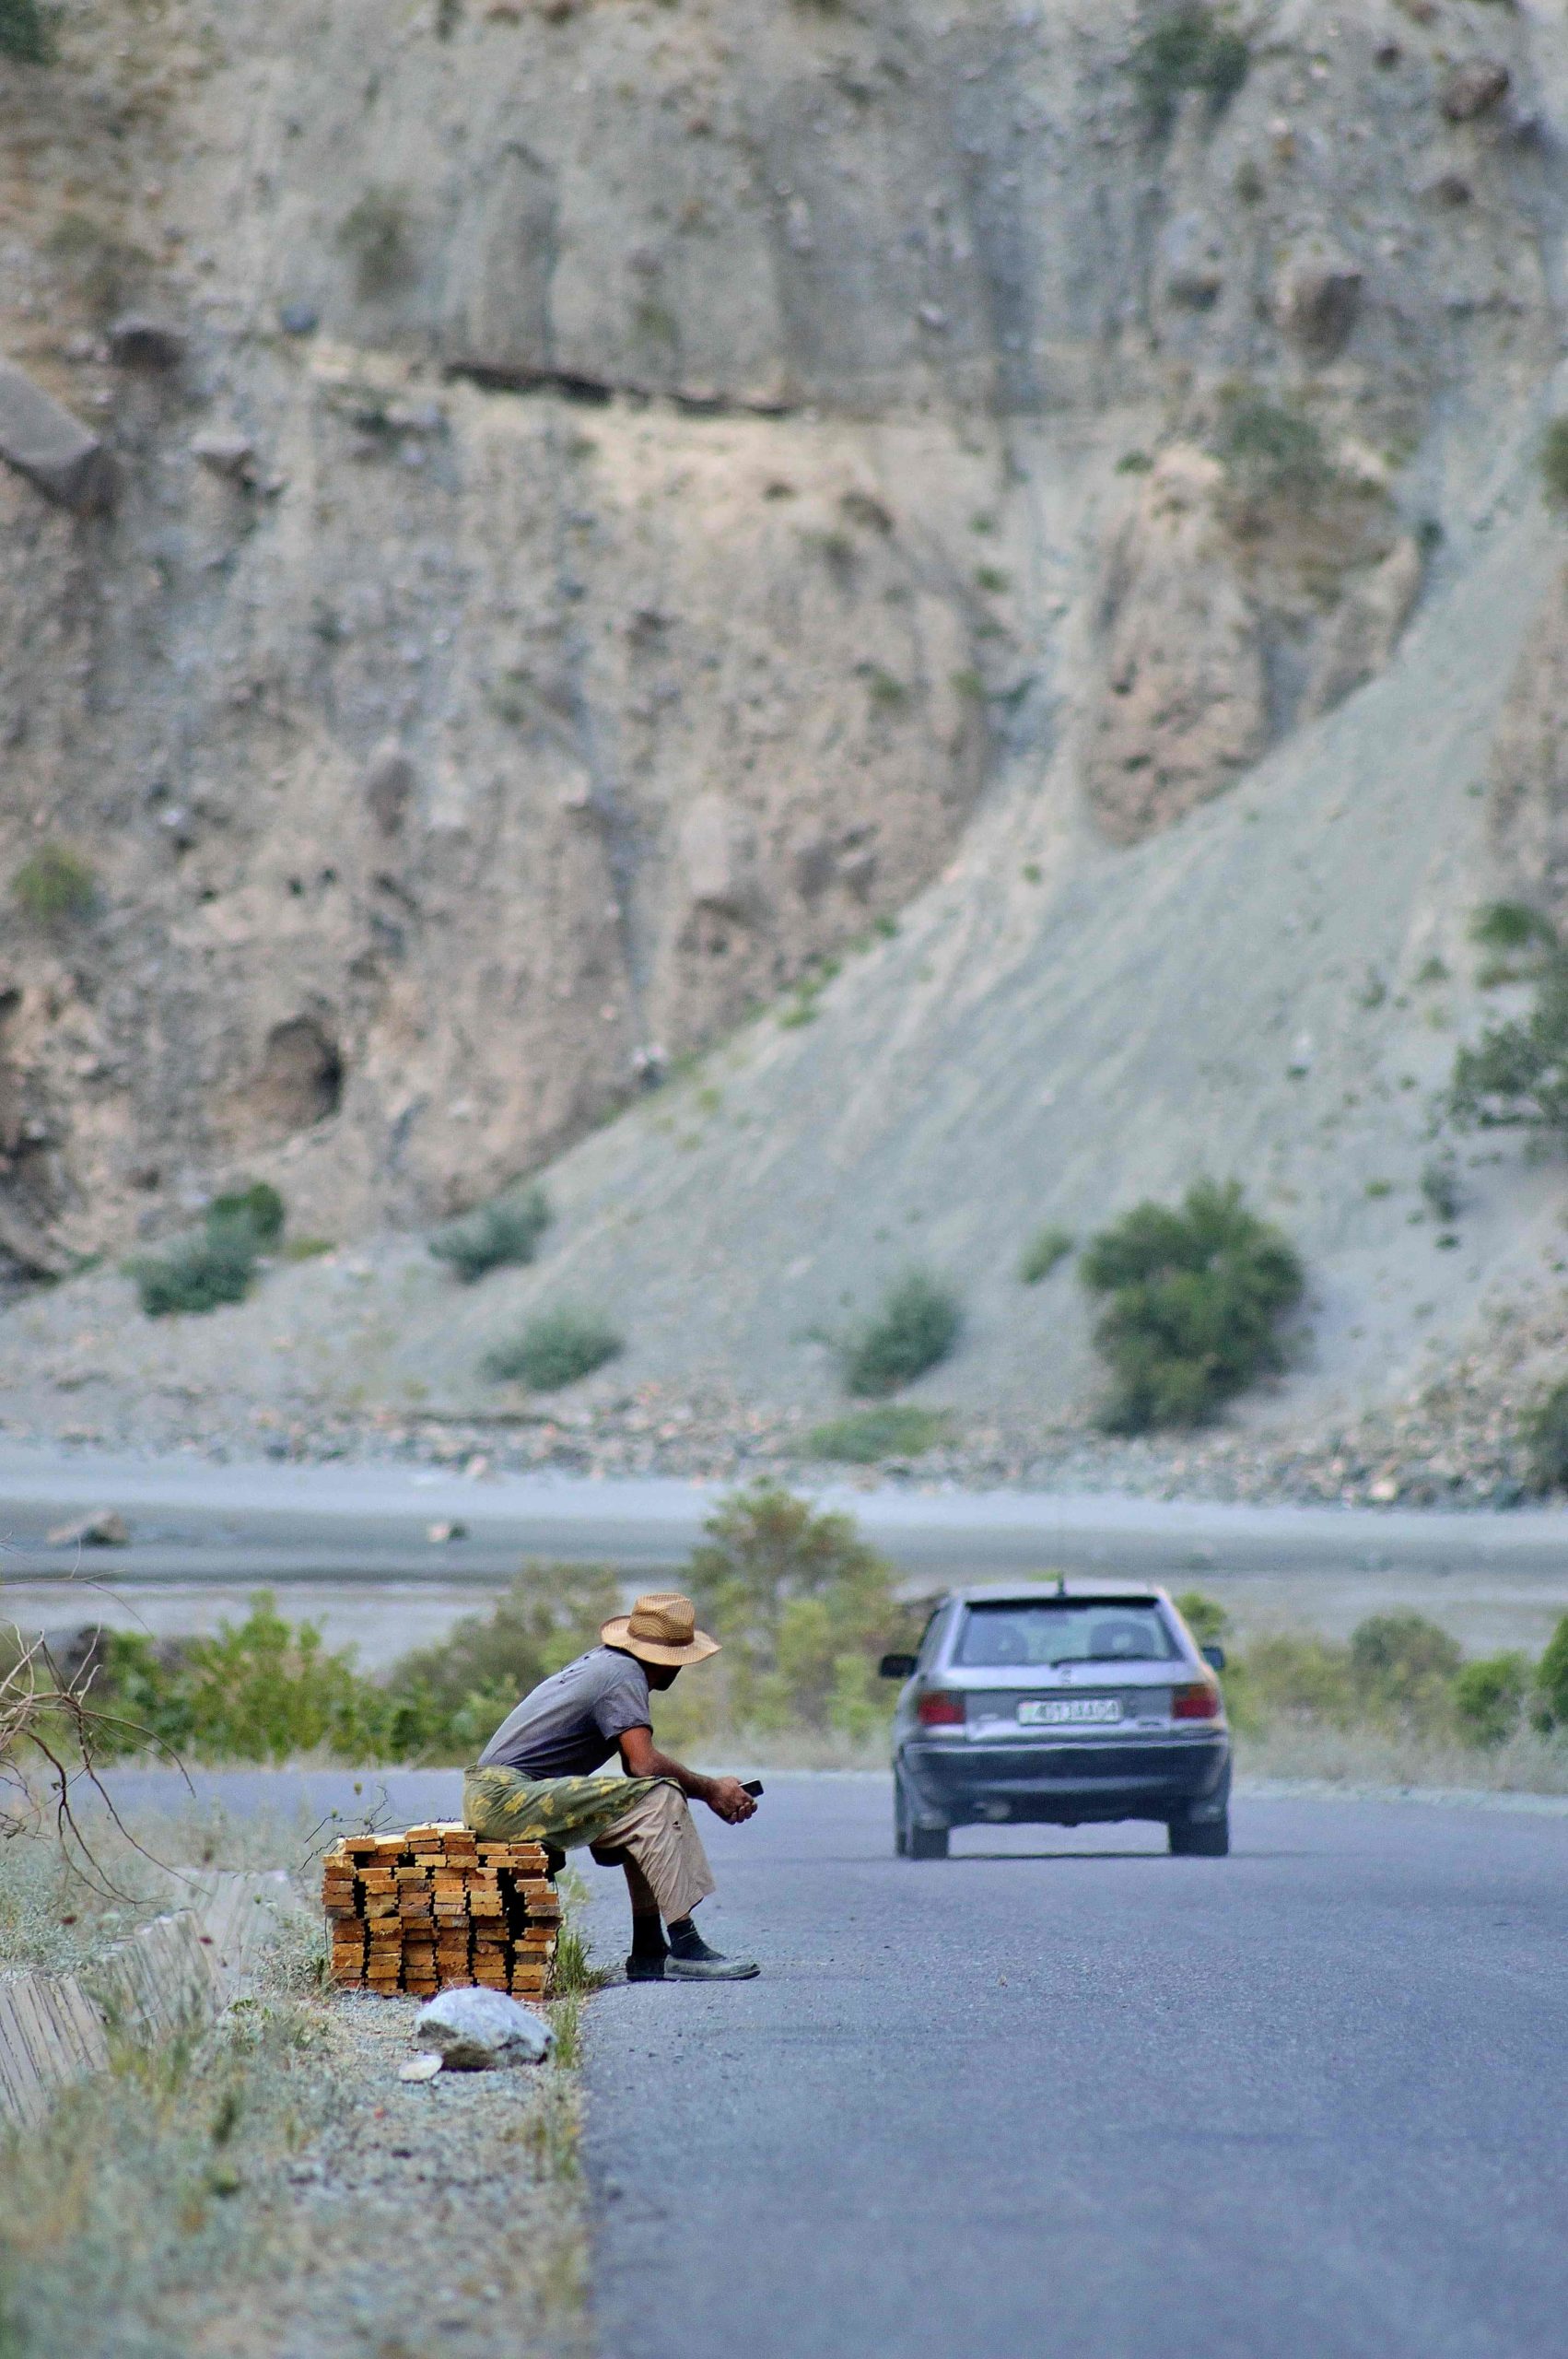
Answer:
[{"xmin": 602, "ymin": 1590, "xmax": 720, "ymax": 1669}]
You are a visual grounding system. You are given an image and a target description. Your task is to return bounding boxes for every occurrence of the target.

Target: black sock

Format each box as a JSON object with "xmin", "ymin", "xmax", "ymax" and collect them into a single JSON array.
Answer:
[
  {"xmin": 630, "ymin": 1911, "xmax": 667, "ymax": 1961},
  {"xmin": 666, "ymin": 1916, "xmax": 714, "ymax": 1960}
]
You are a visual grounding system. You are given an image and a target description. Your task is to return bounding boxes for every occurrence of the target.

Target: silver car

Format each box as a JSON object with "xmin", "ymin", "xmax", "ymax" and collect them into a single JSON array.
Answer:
[{"xmin": 881, "ymin": 1581, "xmax": 1231, "ymax": 1859}]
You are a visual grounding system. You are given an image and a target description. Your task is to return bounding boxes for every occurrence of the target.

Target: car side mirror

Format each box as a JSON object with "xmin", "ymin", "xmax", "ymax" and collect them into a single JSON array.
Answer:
[
  {"xmin": 879, "ymin": 1652, "xmax": 919, "ymax": 1680},
  {"xmin": 1201, "ymin": 1644, "xmax": 1226, "ymax": 1672}
]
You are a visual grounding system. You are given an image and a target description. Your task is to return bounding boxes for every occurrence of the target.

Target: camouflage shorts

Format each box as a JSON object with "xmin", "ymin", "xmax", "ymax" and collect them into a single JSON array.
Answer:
[{"xmin": 462, "ymin": 1763, "xmax": 665, "ymax": 1852}]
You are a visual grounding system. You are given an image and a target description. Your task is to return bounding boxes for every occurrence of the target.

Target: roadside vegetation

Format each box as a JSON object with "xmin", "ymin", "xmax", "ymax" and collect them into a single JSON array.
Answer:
[
  {"xmin": 46, "ymin": 1486, "xmax": 1568, "ymax": 1790},
  {"xmin": 838, "ymin": 1270, "xmax": 962, "ymax": 1397},
  {"xmin": 0, "ymin": 1794, "xmax": 588, "ymax": 2357},
  {"xmin": 429, "ymin": 1181, "xmax": 551, "ymax": 1282},
  {"xmin": 1184, "ymin": 1591, "xmax": 1568, "ymax": 1782},
  {"xmin": 1081, "ymin": 1178, "xmax": 1305, "ymax": 1431},
  {"xmin": 126, "ymin": 1183, "xmax": 288, "ymax": 1318}
]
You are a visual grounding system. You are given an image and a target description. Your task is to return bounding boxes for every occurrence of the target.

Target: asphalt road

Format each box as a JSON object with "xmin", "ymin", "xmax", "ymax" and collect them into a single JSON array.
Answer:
[{"xmin": 579, "ymin": 1777, "xmax": 1568, "ymax": 2359}]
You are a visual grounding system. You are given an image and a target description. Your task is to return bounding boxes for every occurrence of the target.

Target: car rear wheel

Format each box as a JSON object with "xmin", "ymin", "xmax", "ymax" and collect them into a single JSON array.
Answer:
[
  {"xmin": 1168, "ymin": 1810, "xmax": 1229, "ymax": 1857},
  {"xmin": 895, "ymin": 1769, "xmax": 949, "ymax": 1859}
]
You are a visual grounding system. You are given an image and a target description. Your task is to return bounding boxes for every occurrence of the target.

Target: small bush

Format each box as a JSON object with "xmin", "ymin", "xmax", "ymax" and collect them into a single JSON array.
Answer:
[
  {"xmin": 128, "ymin": 1224, "xmax": 258, "ymax": 1318},
  {"xmin": 12, "ymin": 842, "xmax": 94, "ymax": 923},
  {"xmin": 1523, "ymin": 1379, "xmax": 1568, "ymax": 1494},
  {"xmin": 839, "ymin": 1271, "xmax": 962, "ymax": 1398},
  {"xmin": 1536, "ymin": 1612, "xmax": 1568, "ymax": 1729},
  {"xmin": 1019, "ymin": 1225, "xmax": 1074, "ymax": 1285},
  {"xmin": 1470, "ymin": 899, "xmax": 1557, "ymax": 955},
  {"xmin": 1213, "ymin": 390, "xmax": 1328, "ymax": 504},
  {"xmin": 482, "ymin": 1307, "xmax": 623, "ymax": 1390},
  {"xmin": 0, "ymin": 0, "xmax": 52, "ymax": 63},
  {"xmin": 1131, "ymin": 4, "xmax": 1249, "ymax": 135},
  {"xmin": 1081, "ymin": 1178, "xmax": 1304, "ymax": 1432},
  {"xmin": 430, "ymin": 1183, "xmax": 551, "ymax": 1282},
  {"xmin": 1540, "ymin": 417, "xmax": 1568, "ymax": 511},
  {"xmin": 1450, "ymin": 952, "xmax": 1568, "ymax": 1136},
  {"xmin": 1454, "ymin": 1652, "xmax": 1531, "ymax": 1748},
  {"xmin": 804, "ymin": 1406, "xmax": 954, "ymax": 1463},
  {"xmin": 94, "ymin": 1592, "xmax": 385, "ymax": 1763},
  {"xmin": 1420, "ymin": 1156, "xmax": 1462, "ymax": 1224},
  {"xmin": 208, "ymin": 1180, "xmax": 286, "ymax": 1245},
  {"xmin": 336, "ymin": 186, "xmax": 415, "ymax": 299},
  {"xmin": 1350, "ymin": 1613, "xmax": 1463, "ymax": 1726}
]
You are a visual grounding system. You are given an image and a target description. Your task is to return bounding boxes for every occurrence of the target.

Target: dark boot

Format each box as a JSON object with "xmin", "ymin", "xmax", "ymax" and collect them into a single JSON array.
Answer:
[
  {"xmin": 665, "ymin": 1916, "xmax": 759, "ymax": 1981},
  {"xmin": 626, "ymin": 1912, "xmax": 669, "ymax": 1982}
]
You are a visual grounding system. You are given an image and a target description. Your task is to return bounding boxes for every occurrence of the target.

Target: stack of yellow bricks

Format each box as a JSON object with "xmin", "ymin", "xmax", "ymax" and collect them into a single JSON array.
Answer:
[{"xmin": 322, "ymin": 1822, "xmax": 560, "ymax": 1999}]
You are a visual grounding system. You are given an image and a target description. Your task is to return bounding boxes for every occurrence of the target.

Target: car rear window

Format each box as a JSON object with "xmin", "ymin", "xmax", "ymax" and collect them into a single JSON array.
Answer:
[{"xmin": 954, "ymin": 1601, "xmax": 1179, "ymax": 1668}]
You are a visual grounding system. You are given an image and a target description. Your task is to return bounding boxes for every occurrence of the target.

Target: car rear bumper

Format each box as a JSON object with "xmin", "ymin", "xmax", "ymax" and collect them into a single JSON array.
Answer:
[{"xmin": 900, "ymin": 1734, "xmax": 1231, "ymax": 1827}]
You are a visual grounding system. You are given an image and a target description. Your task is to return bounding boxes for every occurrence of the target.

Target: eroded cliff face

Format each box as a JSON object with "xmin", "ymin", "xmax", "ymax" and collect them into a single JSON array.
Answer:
[{"xmin": 0, "ymin": 0, "xmax": 1561, "ymax": 1270}]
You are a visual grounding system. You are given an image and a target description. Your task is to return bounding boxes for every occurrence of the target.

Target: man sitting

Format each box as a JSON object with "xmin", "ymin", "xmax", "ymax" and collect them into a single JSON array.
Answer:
[{"xmin": 463, "ymin": 1590, "xmax": 760, "ymax": 1981}]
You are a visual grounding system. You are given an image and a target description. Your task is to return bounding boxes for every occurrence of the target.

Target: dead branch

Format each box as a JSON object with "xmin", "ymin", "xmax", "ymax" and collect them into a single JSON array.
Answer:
[{"xmin": 0, "ymin": 1622, "xmax": 193, "ymax": 1897}]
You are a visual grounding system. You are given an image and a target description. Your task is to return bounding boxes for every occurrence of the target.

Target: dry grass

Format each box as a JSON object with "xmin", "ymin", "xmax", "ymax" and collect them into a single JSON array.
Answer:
[
  {"xmin": 1235, "ymin": 1724, "xmax": 1568, "ymax": 1796},
  {"xmin": 0, "ymin": 1796, "xmax": 588, "ymax": 2358}
]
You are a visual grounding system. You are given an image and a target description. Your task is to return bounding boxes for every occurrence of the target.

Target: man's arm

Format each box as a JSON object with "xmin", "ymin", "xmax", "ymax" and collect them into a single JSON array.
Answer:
[{"xmin": 619, "ymin": 1724, "xmax": 757, "ymax": 1824}]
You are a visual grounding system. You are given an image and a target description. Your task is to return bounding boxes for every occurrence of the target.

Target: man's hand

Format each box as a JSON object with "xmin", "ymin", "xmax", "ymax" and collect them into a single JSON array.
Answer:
[{"xmin": 701, "ymin": 1776, "xmax": 758, "ymax": 1825}]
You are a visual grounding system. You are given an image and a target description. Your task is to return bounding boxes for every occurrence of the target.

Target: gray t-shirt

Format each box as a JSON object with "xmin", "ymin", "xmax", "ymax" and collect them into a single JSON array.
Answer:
[{"xmin": 477, "ymin": 1646, "xmax": 652, "ymax": 1778}]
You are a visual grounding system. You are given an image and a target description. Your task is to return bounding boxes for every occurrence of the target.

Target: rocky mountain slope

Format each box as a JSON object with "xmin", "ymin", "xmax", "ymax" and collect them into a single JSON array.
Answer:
[{"xmin": 6, "ymin": 0, "xmax": 1568, "ymax": 1478}]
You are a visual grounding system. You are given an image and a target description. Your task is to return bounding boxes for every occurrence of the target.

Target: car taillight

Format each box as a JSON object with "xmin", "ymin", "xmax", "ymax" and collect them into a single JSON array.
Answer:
[
  {"xmin": 1173, "ymin": 1681, "xmax": 1221, "ymax": 1720},
  {"xmin": 917, "ymin": 1691, "xmax": 966, "ymax": 1728}
]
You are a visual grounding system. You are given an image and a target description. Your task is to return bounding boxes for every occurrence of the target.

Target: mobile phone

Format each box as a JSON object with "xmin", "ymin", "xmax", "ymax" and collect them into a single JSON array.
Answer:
[{"xmin": 741, "ymin": 1778, "xmax": 764, "ymax": 1799}]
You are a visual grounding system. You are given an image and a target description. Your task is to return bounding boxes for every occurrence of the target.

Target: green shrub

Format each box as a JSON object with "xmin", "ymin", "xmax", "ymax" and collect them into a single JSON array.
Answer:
[
  {"xmin": 128, "ymin": 1224, "xmax": 258, "ymax": 1318},
  {"xmin": 1450, "ymin": 951, "xmax": 1568, "ymax": 1137},
  {"xmin": 0, "ymin": 0, "xmax": 53, "ymax": 64},
  {"xmin": 1174, "ymin": 1590, "xmax": 1229, "ymax": 1649},
  {"xmin": 336, "ymin": 186, "xmax": 415, "ymax": 299},
  {"xmin": 1081, "ymin": 1178, "xmax": 1305, "ymax": 1432},
  {"xmin": 839, "ymin": 1271, "xmax": 962, "ymax": 1398},
  {"xmin": 12, "ymin": 842, "xmax": 94, "ymax": 923},
  {"xmin": 1019, "ymin": 1225, "xmax": 1074, "ymax": 1285},
  {"xmin": 482, "ymin": 1307, "xmax": 623, "ymax": 1390},
  {"xmin": 1522, "ymin": 1379, "xmax": 1568, "ymax": 1493},
  {"xmin": 127, "ymin": 1186, "xmax": 289, "ymax": 1317},
  {"xmin": 1420, "ymin": 1156, "xmax": 1462, "ymax": 1224},
  {"xmin": 1470, "ymin": 899, "xmax": 1557, "ymax": 955},
  {"xmin": 208, "ymin": 1180, "xmax": 286, "ymax": 1246},
  {"xmin": 1540, "ymin": 417, "xmax": 1568, "ymax": 511},
  {"xmin": 1349, "ymin": 1612, "xmax": 1463, "ymax": 1728},
  {"xmin": 430, "ymin": 1182, "xmax": 550, "ymax": 1281},
  {"xmin": 1131, "ymin": 5, "xmax": 1249, "ymax": 135},
  {"xmin": 1454, "ymin": 1652, "xmax": 1531, "ymax": 1748},
  {"xmin": 1535, "ymin": 1613, "xmax": 1568, "ymax": 1730},
  {"xmin": 804, "ymin": 1406, "xmax": 954, "ymax": 1464},
  {"xmin": 1213, "ymin": 390, "xmax": 1328, "ymax": 503},
  {"xmin": 684, "ymin": 1482, "xmax": 918, "ymax": 1737},
  {"xmin": 94, "ymin": 1593, "xmax": 387, "ymax": 1764}
]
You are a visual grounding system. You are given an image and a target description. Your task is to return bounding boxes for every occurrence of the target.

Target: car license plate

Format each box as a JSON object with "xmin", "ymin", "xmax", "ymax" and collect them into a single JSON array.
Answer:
[{"xmin": 1018, "ymin": 1697, "xmax": 1122, "ymax": 1727}]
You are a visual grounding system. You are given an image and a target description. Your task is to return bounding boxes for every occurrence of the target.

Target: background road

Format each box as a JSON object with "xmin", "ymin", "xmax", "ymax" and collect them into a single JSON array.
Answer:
[
  {"xmin": 6, "ymin": 1444, "xmax": 1568, "ymax": 1661},
  {"xmin": 580, "ymin": 1778, "xmax": 1568, "ymax": 2359}
]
